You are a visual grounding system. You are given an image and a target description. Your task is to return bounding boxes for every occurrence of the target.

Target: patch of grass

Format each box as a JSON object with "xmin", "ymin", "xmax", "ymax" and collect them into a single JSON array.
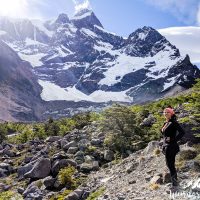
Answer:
[
  {"xmin": 0, "ymin": 191, "xmax": 23, "ymax": 200},
  {"xmin": 50, "ymin": 189, "xmax": 72, "ymax": 200},
  {"xmin": 153, "ymin": 148, "xmax": 161, "ymax": 156},
  {"xmin": 35, "ymin": 180, "xmax": 43, "ymax": 189},
  {"xmin": 193, "ymin": 144, "xmax": 200, "ymax": 154},
  {"xmin": 138, "ymin": 156, "xmax": 145, "ymax": 163},
  {"xmin": 86, "ymin": 146, "xmax": 97, "ymax": 154},
  {"xmin": 194, "ymin": 154, "xmax": 200, "ymax": 163},
  {"xmin": 86, "ymin": 187, "xmax": 105, "ymax": 200},
  {"xmin": 179, "ymin": 149, "xmax": 197, "ymax": 160},
  {"xmin": 176, "ymin": 159, "xmax": 186, "ymax": 170},
  {"xmin": 48, "ymin": 146, "xmax": 59, "ymax": 157},
  {"xmin": 149, "ymin": 183, "xmax": 160, "ymax": 190},
  {"xmin": 1, "ymin": 173, "xmax": 17, "ymax": 187}
]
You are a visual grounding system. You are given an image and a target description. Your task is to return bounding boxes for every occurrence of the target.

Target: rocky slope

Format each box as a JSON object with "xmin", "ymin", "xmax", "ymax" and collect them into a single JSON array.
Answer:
[
  {"xmin": 0, "ymin": 9, "xmax": 200, "ymax": 121},
  {"xmin": 86, "ymin": 142, "xmax": 200, "ymax": 200},
  {"xmin": 0, "ymin": 40, "xmax": 43, "ymax": 121},
  {"xmin": 0, "ymin": 116, "xmax": 199, "ymax": 200}
]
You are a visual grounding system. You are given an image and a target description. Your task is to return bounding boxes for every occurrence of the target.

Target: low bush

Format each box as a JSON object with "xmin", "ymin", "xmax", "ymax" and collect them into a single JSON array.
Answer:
[
  {"xmin": 86, "ymin": 187, "xmax": 105, "ymax": 200},
  {"xmin": 58, "ymin": 166, "xmax": 77, "ymax": 189}
]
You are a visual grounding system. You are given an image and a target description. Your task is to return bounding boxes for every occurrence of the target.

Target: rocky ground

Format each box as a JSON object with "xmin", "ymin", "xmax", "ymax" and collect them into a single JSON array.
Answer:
[
  {"xmin": 0, "ymin": 121, "xmax": 199, "ymax": 200},
  {"xmin": 86, "ymin": 142, "xmax": 200, "ymax": 200}
]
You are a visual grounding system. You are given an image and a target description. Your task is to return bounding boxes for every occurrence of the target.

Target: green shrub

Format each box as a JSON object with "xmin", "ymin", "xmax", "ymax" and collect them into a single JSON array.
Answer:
[
  {"xmin": 58, "ymin": 166, "xmax": 76, "ymax": 189},
  {"xmin": 52, "ymin": 189, "xmax": 72, "ymax": 200},
  {"xmin": 72, "ymin": 112, "xmax": 92, "ymax": 129},
  {"xmin": 86, "ymin": 187, "xmax": 105, "ymax": 200},
  {"xmin": 0, "ymin": 123, "xmax": 8, "ymax": 143},
  {"xmin": 44, "ymin": 118, "xmax": 60, "ymax": 136},
  {"xmin": 0, "ymin": 191, "xmax": 23, "ymax": 200},
  {"xmin": 179, "ymin": 117, "xmax": 191, "ymax": 124},
  {"xmin": 101, "ymin": 104, "xmax": 144, "ymax": 154}
]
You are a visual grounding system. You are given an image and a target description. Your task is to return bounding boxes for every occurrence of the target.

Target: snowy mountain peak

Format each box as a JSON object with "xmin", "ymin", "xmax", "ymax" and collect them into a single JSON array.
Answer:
[
  {"xmin": 55, "ymin": 13, "xmax": 70, "ymax": 24},
  {"xmin": 72, "ymin": 9, "xmax": 103, "ymax": 29},
  {"xmin": 123, "ymin": 26, "xmax": 180, "ymax": 57},
  {"xmin": 128, "ymin": 26, "xmax": 163, "ymax": 42},
  {"xmin": 74, "ymin": 9, "xmax": 92, "ymax": 17}
]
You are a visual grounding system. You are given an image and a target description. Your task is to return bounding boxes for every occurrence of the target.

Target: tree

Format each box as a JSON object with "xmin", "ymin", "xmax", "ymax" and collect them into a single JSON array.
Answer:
[
  {"xmin": 101, "ymin": 104, "xmax": 144, "ymax": 154},
  {"xmin": 0, "ymin": 123, "xmax": 7, "ymax": 143},
  {"xmin": 44, "ymin": 117, "xmax": 60, "ymax": 136},
  {"xmin": 72, "ymin": 112, "xmax": 92, "ymax": 129}
]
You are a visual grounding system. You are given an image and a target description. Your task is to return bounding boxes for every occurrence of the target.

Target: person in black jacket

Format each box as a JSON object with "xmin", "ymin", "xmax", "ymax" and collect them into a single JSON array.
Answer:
[{"xmin": 161, "ymin": 107, "xmax": 185, "ymax": 186}]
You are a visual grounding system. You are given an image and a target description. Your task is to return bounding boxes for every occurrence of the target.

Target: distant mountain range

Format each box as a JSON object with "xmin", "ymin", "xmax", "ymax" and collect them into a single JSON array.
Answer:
[{"xmin": 0, "ymin": 9, "xmax": 199, "ymax": 121}]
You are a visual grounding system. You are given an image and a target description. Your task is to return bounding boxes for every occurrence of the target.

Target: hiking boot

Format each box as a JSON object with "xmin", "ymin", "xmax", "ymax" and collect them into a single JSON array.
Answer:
[{"xmin": 171, "ymin": 174, "xmax": 178, "ymax": 186}]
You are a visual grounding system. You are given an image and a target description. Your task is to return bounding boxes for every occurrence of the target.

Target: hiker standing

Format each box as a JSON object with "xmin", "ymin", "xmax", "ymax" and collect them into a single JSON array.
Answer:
[{"xmin": 161, "ymin": 107, "xmax": 185, "ymax": 186}]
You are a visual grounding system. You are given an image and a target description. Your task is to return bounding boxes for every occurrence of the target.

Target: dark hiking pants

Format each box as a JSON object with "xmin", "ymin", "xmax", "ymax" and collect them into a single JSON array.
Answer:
[{"xmin": 164, "ymin": 143, "xmax": 180, "ymax": 185}]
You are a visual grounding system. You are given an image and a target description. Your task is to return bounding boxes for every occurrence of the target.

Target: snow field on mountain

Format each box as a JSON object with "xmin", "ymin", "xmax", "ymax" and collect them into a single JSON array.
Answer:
[
  {"xmin": 0, "ymin": 30, "xmax": 6, "ymax": 35},
  {"xmin": 38, "ymin": 80, "xmax": 132, "ymax": 102},
  {"xmin": 97, "ymin": 42, "xmax": 181, "ymax": 87},
  {"xmin": 18, "ymin": 52, "xmax": 46, "ymax": 67}
]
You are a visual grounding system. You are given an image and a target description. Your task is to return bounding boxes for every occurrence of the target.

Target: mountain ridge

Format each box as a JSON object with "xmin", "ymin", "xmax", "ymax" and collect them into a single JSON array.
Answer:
[{"xmin": 0, "ymin": 9, "xmax": 200, "ymax": 121}]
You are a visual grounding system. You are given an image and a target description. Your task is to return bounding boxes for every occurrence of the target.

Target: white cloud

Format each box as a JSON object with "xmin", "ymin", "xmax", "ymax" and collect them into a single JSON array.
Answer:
[
  {"xmin": 0, "ymin": 0, "xmax": 76, "ymax": 19},
  {"xmin": 0, "ymin": 0, "xmax": 28, "ymax": 18},
  {"xmin": 72, "ymin": 0, "xmax": 91, "ymax": 13},
  {"xmin": 145, "ymin": 0, "xmax": 200, "ymax": 25},
  {"xmin": 0, "ymin": 0, "xmax": 50, "ymax": 19},
  {"xmin": 158, "ymin": 26, "xmax": 200, "ymax": 64}
]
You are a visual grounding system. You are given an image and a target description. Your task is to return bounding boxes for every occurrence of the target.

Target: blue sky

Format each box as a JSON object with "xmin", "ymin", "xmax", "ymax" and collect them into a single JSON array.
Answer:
[{"xmin": 0, "ymin": 0, "xmax": 200, "ymax": 37}]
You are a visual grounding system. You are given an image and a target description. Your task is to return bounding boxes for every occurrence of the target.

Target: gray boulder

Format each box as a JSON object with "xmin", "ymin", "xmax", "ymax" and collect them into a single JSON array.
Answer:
[
  {"xmin": 143, "ymin": 141, "xmax": 160, "ymax": 155},
  {"xmin": 51, "ymin": 152, "xmax": 69, "ymax": 161},
  {"xmin": 75, "ymin": 151, "xmax": 85, "ymax": 157},
  {"xmin": 85, "ymin": 155, "xmax": 95, "ymax": 163},
  {"xmin": 64, "ymin": 190, "xmax": 82, "ymax": 200},
  {"xmin": 24, "ymin": 156, "xmax": 33, "ymax": 163},
  {"xmin": 23, "ymin": 184, "xmax": 43, "ymax": 199},
  {"xmin": 45, "ymin": 136, "xmax": 62, "ymax": 142},
  {"xmin": 3, "ymin": 149, "xmax": 15, "ymax": 157},
  {"xmin": 91, "ymin": 138, "xmax": 102, "ymax": 146},
  {"xmin": 80, "ymin": 161, "xmax": 99, "ymax": 173},
  {"xmin": 0, "ymin": 168, "xmax": 7, "ymax": 178},
  {"xmin": 67, "ymin": 147, "xmax": 78, "ymax": 154},
  {"xmin": 78, "ymin": 139, "xmax": 90, "ymax": 151},
  {"xmin": 60, "ymin": 139, "xmax": 69, "ymax": 149},
  {"xmin": 63, "ymin": 141, "xmax": 77, "ymax": 151},
  {"xmin": 126, "ymin": 162, "xmax": 138, "ymax": 174},
  {"xmin": 140, "ymin": 114, "xmax": 156, "ymax": 126},
  {"xmin": 51, "ymin": 159, "xmax": 77, "ymax": 176},
  {"xmin": 43, "ymin": 176, "xmax": 56, "ymax": 188},
  {"xmin": 24, "ymin": 158, "xmax": 51, "ymax": 179},
  {"xmin": 17, "ymin": 163, "xmax": 33, "ymax": 179},
  {"xmin": 74, "ymin": 151, "xmax": 85, "ymax": 164},
  {"xmin": 0, "ymin": 182, "xmax": 11, "ymax": 192},
  {"xmin": 150, "ymin": 175, "xmax": 162, "ymax": 184},
  {"xmin": 0, "ymin": 163, "xmax": 13, "ymax": 173},
  {"xmin": 104, "ymin": 150, "xmax": 114, "ymax": 161},
  {"xmin": 51, "ymin": 159, "xmax": 69, "ymax": 176}
]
